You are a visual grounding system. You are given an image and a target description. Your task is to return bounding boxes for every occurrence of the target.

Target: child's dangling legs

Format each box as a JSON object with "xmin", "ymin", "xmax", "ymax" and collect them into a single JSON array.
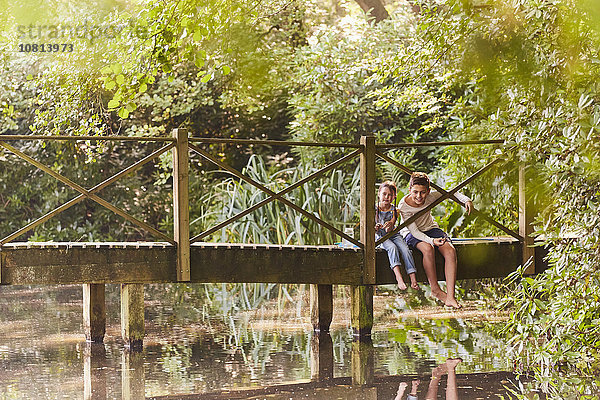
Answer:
[
  {"xmin": 389, "ymin": 235, "xmax": 419, "ymax": 289},
  {"xmin": 379, "ymin": 234, "xmax": 418, "ymax": 290}
]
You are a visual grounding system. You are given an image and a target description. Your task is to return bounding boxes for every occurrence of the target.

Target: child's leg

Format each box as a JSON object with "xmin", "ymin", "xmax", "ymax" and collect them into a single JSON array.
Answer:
[
  {"xmin": 380, "ymin": 239, "xmax": 407, "ymax": 290},
  {"xmin": 437, "ymin": 242, "xmax": 460, "ymax": 308},
  {"xmin": 390, "ymin": 235, "xmax": 419, "ymax": 289},
  {"xmin": 415, "ymin": 241, "xmax": 447, "ymax": 302},
  {"xmin": 392, "ymin": 266, "xmax": 407, "ymax": 290}
]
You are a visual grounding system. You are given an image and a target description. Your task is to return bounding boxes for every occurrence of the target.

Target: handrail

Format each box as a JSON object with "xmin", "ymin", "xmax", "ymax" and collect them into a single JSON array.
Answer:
[
  {"xmin": 189, "ymin": 137, "xmax": 361, "ymax": 148},
  {"xmin": 376, "ymin": 139, "xmax": 505, "ymax": 149},
  {"xmin": 0, "ymin": 134, "xmax": 176, "ymax": 142}
]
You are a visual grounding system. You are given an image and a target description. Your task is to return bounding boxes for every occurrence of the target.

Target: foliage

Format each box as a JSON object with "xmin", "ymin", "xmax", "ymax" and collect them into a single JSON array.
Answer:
[{"xmin": 380, "ymin": 0, "xmax": 600, "ymax": 396}]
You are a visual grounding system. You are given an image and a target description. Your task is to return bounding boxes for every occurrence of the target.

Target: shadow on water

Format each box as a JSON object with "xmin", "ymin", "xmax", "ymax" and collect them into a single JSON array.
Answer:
[{"xmin": 0, "ymin": 284, "xmax": 533, "ymax": 399}]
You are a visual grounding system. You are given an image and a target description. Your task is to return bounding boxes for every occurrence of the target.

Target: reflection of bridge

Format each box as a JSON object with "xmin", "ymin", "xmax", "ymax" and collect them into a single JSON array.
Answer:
[
  {"xmin": 0, "ymin": 132, "xmax": 545, "ymax": 349},
  {"xmin": 83, "ymin": 336, "xmax": 523, "ymax": 398}
]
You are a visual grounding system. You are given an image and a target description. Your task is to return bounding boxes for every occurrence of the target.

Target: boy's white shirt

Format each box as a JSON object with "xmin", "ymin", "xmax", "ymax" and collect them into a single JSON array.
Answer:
[{"xmin": 398, "ymin": 190, "xmax": 471, "ymax": 245}]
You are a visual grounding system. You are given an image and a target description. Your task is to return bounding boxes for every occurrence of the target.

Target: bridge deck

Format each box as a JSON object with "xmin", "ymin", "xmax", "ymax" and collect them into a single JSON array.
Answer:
[{"xmin": 0, "ymin": 238, "xmax": 544, "ymax": 286}]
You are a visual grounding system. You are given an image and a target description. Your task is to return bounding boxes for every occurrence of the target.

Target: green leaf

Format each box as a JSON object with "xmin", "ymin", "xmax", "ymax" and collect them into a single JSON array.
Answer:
[
  {"xmin": 111, "ymin": 63, "xmax": 122, "ymax": 74},
  {"xmin": 116, "ymin": 74, "xmax": 125, "ymax": 85},
  {"xmin": 118, "ymin": 107, "xmax": 129, "ymax": 119},
  {"xmin": 222, "ymin": 65, "xmax": 231, "ymax": 76},
  {"xmin": 139, "ymin": 83, "xmax": 148, "ymax": 93},
  {"xmin": 106, "ymin": 80, "xmax": 116, "ymax": 90},
  {"xmin": 201, "ymin": 73, "xmax": 211, "ymax": 83},
  {"xmin": 108, "ymin": 99, "xmax": 120, "ymax": 109}
]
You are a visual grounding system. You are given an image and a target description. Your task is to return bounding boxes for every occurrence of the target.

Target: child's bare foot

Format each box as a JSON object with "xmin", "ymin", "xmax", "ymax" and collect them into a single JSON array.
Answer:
[
  {"xmin": 444, "ymin": 298, "xmax": 462, "ymax": 309},
  {"xmin": 446, "ymin": 357, "xmax": 462, "ymax": 369},
  {"xmin": 410, "ymin": 379, "xmax": 420, "ymax": 394},
  {"xmin": 411, "ymin": 281, "xmax": 419, "ymax": 290},
  {"xmin": 397, "ymin": 280, "xmax": 407, "ymax": 290},
  {"xmin": 430, "ymin": 288, "xmax": 447, "ymax": 303}
]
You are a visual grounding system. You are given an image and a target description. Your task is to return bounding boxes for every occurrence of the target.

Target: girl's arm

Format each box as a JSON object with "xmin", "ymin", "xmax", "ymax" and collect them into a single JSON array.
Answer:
[{"xmin": 382, "ymin": 208, "xmax": 398, "ymax": 232}]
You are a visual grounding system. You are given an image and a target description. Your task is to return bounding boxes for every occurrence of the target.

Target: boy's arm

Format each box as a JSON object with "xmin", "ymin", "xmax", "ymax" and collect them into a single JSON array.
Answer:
[
  {"xmin": 433, "ymin": 190, "xmax": 474, "ymax": 214},
  {"xmin": 406, "ymin": 222, "xmax": 435, "ymax": 246}
]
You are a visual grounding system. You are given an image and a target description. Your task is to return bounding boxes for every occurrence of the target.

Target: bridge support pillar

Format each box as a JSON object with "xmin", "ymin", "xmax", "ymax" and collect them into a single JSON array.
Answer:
[
  {"xmin": 83, "ymin": 342, "xmax": 107, "ymax": 400},
  {"xmin": 310, "ymin": 332, "xmax": 333, "ymax": 381},
  {"xmin": 83, "ymin": 284, "xmax": 106, "ymax": 343},
  {"xmin": 121, "ymin": 348, "xmax": 145, "ymax": 400},
  {"xmin": 310, "ymin": 284, "xmax": 332, "ymax": 333},
  {"xmin": 351, "ymin": 285, "xmax": 373, "ymax": 338},
  {"xmin": 351, "ymin": 336, "xmax": 374, "ymax": 386},
  {"xmin": 120, "ymin": 283, "xmax": 144, "ymax": 350}
]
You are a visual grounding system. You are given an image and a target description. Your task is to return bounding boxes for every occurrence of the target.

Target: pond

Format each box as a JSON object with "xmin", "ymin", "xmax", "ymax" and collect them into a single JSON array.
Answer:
[{"xmin": 0, "ymin": 284, "xmax": 528, "ymax": 399}]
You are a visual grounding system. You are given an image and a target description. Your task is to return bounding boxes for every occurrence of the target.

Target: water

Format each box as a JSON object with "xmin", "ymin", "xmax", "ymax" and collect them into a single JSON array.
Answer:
[{"xmin": 0, "ymin": 284, "xmax": 525, "ymax": 399}]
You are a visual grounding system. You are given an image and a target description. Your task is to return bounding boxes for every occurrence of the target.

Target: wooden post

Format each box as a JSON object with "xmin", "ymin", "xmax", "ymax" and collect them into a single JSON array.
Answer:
[
  {"xmin": 122, "ymin": 349, "xmax": 145, "ymax": 400},
  {"xmin": 120, "ymin": 283, "xmax": 144, "ymax": 350},
  {"xmin": 83, "ymin": 284, "xmax": 106, "ymax": 343},
  {"xmin": 360, "ymin": 134, "xmax": 376, "ymax": 284},
  {"xmin": 83, "ymin": 343, "xmax": 106, "ymax": 400},
  {"xmin": 173, "ymin": 128, "xmax": 190, "ymax": 282},
  {"xmin": 351, "ymin": 337, "xmax": 374, "ymax": 386},
  {"xmin": 519, "ymin": 165, "xmax": 535, "ymax": 275},
  {"xmin": 310, "ymin": 332, "xmax": 333, "ymax": 381},
  {"xmin": 352, "ymin": 134, "xmax": 376, "ymax": 338},
  {"xmin": 310, "ymin": 284, "xmax": 333, "ymax": 333},
  {"xmin": 351, "ymin": 285, "xmax": 373, "ymax": 338}
]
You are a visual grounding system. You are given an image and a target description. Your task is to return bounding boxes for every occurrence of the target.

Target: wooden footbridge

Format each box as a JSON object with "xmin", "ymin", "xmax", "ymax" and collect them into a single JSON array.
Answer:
[{"xmin": 0, "ymin": 131, "xmax": 545, "ymax": 348}]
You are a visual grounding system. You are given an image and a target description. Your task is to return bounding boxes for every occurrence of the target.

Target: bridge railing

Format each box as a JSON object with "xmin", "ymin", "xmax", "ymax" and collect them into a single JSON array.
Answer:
[
  {"xmin": 0, "ymin": 131, "xmax": 534, "ymax": 282},
  {"xmin": 0, "ymin": 135, "xmax": 177, "ymax": 246}
]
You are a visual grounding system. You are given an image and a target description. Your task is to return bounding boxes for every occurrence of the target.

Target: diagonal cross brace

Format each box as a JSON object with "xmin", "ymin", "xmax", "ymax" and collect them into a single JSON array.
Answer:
[
  {"xmin": 376, "ymin": 152, "xmax": 522, "ymax": 243},
  {"xmin": 189, "ymin": 144, "xmax": 363, "ymax": 247},
  {"xmin": 374, "ymin": 152, "xmax": 510, "ymax": 246},
  {"xmin": 0, "ymin": 141, "xmax": 175, "ymax": 244}
]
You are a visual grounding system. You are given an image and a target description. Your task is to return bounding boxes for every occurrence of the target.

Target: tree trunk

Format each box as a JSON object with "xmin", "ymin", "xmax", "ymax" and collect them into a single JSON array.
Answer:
[{"xmin": 354, "ymin": 0, "xmax": 389, "ymax": 23}]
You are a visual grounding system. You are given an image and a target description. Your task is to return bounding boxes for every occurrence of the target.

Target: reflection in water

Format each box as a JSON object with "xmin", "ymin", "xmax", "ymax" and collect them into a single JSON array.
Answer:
[{"xmin": 0, "ymin": 285, "xmax": 523, "ymax": 399}]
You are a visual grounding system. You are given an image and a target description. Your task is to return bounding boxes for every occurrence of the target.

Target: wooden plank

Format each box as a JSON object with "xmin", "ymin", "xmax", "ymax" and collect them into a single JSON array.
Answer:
[
  {"xmin": 0, "ymin": 240, "xmax": 541, "ymax": 286},
  {"xmin": 189, "ymin": 245, "xmax": 363, "ymax": 284},
  {"xmin": 1, "ymin": 246, "xmax": 176, "ymax": 284},
  {"xmin": 121, "ymin": 284, "xmax": 144, "ymax": 350},
  {"xmin": 310, "ymin": 284, "xmax": 333, "ymax": 333},
  {"xmin": 374, "ymin": 239, "xmax": 523, "ymax": 284},
  {"xmin": 173, "ymin": 128, "xmax": 191, "ymax": 281},
  {"xmin": 83, "ymin": 284, "xmax": 106, "ymax": 343}
]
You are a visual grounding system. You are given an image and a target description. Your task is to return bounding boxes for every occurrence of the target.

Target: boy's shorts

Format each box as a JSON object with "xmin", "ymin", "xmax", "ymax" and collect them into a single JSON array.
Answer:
[{"xmin": 405, "ymin": 227, "xmax": 450, "ymax": 248}]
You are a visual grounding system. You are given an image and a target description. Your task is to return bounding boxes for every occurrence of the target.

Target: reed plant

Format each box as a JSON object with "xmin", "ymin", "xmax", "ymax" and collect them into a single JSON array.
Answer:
[{"xmin": 185, "ymin": 153, "xmax": 360, "ymax": 318}]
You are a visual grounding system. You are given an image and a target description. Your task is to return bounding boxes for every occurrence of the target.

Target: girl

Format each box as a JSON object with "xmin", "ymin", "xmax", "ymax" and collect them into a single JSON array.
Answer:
[
  {"xmin": 376, "ymin": 181, "xmax": 418, "ymax": 291},
  {"xmin": 398, "ymin": 172, "xmax": 473, "ymax": 309}
]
